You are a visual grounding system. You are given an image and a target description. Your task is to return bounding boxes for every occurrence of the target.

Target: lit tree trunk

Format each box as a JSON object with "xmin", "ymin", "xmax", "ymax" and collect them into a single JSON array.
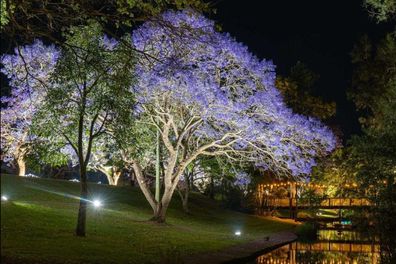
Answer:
[
  {"xmin": 152, "ymin": 159, "xmax": 189, "ymax": 222},
  {"xmin": 155, "ymin": 129, "xmax": 161, "ymax": 202},
  {"xmin": 75, "ymin": 105, "xmax": 87, "ymax": 236},
  {"xmin": 16, "ymin": 156, "xmax": 26, "ymax": 176},
  {"xmin": 130, "ymin": 157, "xmax": 179, "ymax": 223},
  {"xmin": 130, "ymin": 160, "xmax": 157, "ymax": 211},
  {"xmin": 99, "ymin": 167, "xmax": 114, "ymax": 185},
  {"xmin": 153, "ymin": 187, "xmax": 173, "ymax": 223},
  {"xmin": 75, "ymin": 90, "xmax": 92, "ymax": 237},
  {"xmin": 113, "ymin": 169, "xmax": 122, "ymax": 186},
  {"xmin": 129, "ymin": 123, "xmax": 233, "ymax": 223},
  {"xmin": 76, "ymin": 164, "xmax": 88, "ymax": 237},
  {"xmin": 99, "ymin": 166, "xmax": 122, "ymax": 186}
]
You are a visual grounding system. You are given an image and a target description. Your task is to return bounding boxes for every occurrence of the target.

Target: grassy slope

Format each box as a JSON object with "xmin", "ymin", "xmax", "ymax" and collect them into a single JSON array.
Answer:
[{"xmin": 1, "ymin": 174, "xmax": 296, "ymax": 264}]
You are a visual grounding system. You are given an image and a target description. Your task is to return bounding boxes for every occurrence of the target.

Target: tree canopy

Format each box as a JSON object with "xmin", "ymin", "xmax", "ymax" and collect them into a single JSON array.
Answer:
[{"xmin": 130, "ymin": 10, "xmax": 336, "ymax": 221}]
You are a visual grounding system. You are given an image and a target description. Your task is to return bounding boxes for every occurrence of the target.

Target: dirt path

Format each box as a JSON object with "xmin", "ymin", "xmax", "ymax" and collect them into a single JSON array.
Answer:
[{"xmin": 182, "ymin": 231, "xmax": 297, "ymax": 264}]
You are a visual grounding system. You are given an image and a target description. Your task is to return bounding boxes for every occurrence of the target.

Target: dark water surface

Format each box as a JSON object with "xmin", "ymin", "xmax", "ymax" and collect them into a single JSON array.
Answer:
[{"xmin": 250, "ymin": 230, "xmax": 380, "ymax": 264}]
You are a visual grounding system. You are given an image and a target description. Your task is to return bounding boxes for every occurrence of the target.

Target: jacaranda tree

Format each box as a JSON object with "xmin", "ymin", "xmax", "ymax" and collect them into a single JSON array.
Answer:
[
  {"xmin": 130, "ymin": 10, "xmax": 336, "ymax": 222},
  {"xmin": 1, "ymin": 40, "xmax": 59, "ymax": 176}
]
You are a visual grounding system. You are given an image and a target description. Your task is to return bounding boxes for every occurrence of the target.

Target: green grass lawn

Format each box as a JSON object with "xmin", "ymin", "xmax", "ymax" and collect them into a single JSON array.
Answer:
[{"xmin": 1, "ymin": 174, "xmax": 296, "ymax": 264}]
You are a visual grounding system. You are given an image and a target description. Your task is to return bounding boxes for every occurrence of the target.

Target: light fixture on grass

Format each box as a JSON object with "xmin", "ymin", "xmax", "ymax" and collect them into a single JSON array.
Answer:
[{"xmin": 93, "ymin": 199, "xmax": 102, "ymax": 208}]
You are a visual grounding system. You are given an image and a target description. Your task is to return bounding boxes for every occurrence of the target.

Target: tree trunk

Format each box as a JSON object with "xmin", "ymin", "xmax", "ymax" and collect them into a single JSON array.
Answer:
[
  {"xmin": 177, "ymin": 186, "xmax": 190, "ymax": 213},
  {"xmin": 75, "ymin": 165, "xmax": 88, "ymax": 237},
  {"xmin": 100, "ymin": 167, "xmax": 115, "ymax": 185},
  {"xmin": 209, "ymin": 175, "xmax": 215, "ymax": 199},
  {"xmin": 131, "ymin": 161, "xmax": 157, "ymax": 211},
  {"xmin": 113, "ymin": 169, "xmax": 122, "ymax": 186},
  {"xmin": 152, "ymin": 192, "xmax": 172, "ymax": 223},
  {"xmin": 155, "ymin": 129, "xmax": 161, "ymax": 202},
  {"xmin": 99, "ymin": 166, "xmax": 122, "ymax": 186},
  {"xmin": 17, "ymin": 157, "xmax": 26, "ymax": 176},
  {"xmin": 128, "ymin": 169, "xmax": 137, "ymax": 186},
  {"xmin": 182, "ymin": 190, "xmax": 189, "ymax": 213},
  {"xmin": 130, "ymin": 150, "xmax": 192, "ymax": 223},
  {"xmin": 177, "ymin": 172, "xmax": 191, "ymax": 213},
  {"xmin": 106, "ymin": 173, "xmax": 115, "ymax": 185},
  {"xmin": 151, "ymin": 203, "xmax": 166, "ymax": 223}
]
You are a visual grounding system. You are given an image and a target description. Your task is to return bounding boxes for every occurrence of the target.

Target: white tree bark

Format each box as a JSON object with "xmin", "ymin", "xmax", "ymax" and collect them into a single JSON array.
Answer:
[
  {"xmin": 17, "ymin": 156, "xmax": 26, "ymax": 176},
  {"xmin": 99, "ymin": 166, "xmax": 122, "ymax": 186}
]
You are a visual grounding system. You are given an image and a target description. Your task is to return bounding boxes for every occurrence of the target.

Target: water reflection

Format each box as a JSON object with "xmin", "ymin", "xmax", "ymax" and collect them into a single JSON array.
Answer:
[{"xmin": 255, "ymin": 230, "xmax": 380, "ymax": 264}]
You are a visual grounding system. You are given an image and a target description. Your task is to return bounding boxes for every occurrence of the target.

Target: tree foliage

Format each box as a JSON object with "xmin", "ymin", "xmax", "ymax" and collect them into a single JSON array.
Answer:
[
  {"xmin": 349, "ymin": 33, "xmax": 396, "ymax": 128},
  {"xmin": 347, "ymin": 32, "xmax": 396, "ymax": 202},
  {"xmin": 0, "ymin": 0, "xmax": 209, "ymax": 46},
  {"xmin": 364, "ymin": 0, "xmax": 396, "ymax": 22},
  {"xmin": 276, "ymin": 62, "xmax": 336, "ymax": 121},
  {"xmin": 347, "ymin": 32, "xmax": 396, "ymax": 262},
  {"xmin": 129, "ymin": 10, "xmax": 335, "ymax": 222},
  {"xmin": 1, "ymin": 40, "xmax": 59, "ymax": 175}
]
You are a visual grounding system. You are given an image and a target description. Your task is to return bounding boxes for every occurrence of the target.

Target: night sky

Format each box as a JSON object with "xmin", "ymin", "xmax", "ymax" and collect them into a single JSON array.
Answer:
[{"xmin": 212, "ymin": 0, "xmax": 393, "ymax": 139}]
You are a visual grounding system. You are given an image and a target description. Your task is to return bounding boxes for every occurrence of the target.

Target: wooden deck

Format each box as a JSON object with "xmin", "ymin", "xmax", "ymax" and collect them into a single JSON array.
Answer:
[{"xmin": 257, "ymin": 197, "xmax": 372, "ymax": 209}]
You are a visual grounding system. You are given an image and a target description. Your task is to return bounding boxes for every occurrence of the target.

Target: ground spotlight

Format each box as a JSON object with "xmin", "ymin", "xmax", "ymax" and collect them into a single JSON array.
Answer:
[
  {"xmin": 234, "ymin": 230, "xmax": 241, "ymax": 236},
  {"xmin": 93, "ymin": 199, "xmax": 102, "ymax": 208},
  {"xmin": 1, "ymin": 195, "xmax": 8, "ymax": 201}
]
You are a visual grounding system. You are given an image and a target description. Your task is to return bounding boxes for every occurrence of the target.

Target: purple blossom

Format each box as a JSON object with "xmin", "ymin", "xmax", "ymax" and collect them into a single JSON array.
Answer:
[
  {"xmin": 234, "ymin": 172, "xmax": 251, "ymax": 187},
  {"xmin": 1, "ymin": 40, "xmax": 60, "ymax": 164},
  {"xmin": 101, "ymin": 35, "xmax": 118, "ymax": 51},
  {"xmin": 132, "ymin": 10, "xmax": 336, "ymax": 177}
]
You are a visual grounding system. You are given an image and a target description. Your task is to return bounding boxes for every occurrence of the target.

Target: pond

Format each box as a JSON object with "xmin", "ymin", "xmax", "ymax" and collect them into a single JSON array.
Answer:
[{"xmin": 251, "ymin": 230, "xmax": 380, "ymax": 264}]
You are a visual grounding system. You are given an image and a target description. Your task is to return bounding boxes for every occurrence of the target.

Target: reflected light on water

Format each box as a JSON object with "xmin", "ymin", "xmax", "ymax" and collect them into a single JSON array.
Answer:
[
  {"xmin": 255, "ymin": 241, "xmax": 380, "ymax": 264},
  {"xmin": 255, "ymin": 230, "xmax": 380, "ymax": 264}
]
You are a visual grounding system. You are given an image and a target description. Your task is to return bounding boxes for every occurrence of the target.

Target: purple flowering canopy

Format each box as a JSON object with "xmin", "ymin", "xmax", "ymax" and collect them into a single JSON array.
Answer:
[
  {"xmin": 0, "ymin": 29, "xmax": 132, "ymax": 178},
  {"xmin": 132, "ymin": 10, "xmax": 335, "ymax": 176},
  {"xmin": 130, "ymin": 10, "xmax": 335, "ymax": 221},
  {"xmin": 0, "ymin": 40, "xmax": 59, "ymax": 175}
]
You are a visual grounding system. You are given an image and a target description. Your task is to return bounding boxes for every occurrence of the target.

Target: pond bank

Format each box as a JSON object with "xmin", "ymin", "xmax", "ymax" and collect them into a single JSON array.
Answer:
[{"xmin": 183, "ymin": 231, "xmax": 298, "ymax": 264}]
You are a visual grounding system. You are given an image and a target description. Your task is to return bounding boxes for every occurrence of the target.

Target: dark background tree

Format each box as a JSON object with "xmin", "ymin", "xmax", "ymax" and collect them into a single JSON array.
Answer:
[
  {"xmin": 276, "ymin": 62, "xmax": 336, "ymax": 121},
  {"xmin": 0, "ymin": 0, "xmax": 209, "ymax": 46},
  {"xmin": 347, "ymin": 31, "xmax": 396, "ymax": 263}
]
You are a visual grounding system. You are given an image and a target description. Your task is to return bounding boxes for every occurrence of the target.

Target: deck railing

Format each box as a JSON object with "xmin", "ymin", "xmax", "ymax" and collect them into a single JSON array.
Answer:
[{"xmin": 258, "ymin": 197, "xmax": 371, "ymax": 208}]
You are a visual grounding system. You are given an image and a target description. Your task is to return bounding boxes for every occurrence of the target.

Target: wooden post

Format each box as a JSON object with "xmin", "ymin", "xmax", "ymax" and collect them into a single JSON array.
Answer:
[
  {"xmin": 289, "ymin": 182, "xmax": 298, "ymax": 220},
  {"xmin": 289, "ymin": 182, "xmax": 297, "ymax": 219},
  {"xmin": 289, "ymin": 182, "xmax": 293, "ymax": 218}
]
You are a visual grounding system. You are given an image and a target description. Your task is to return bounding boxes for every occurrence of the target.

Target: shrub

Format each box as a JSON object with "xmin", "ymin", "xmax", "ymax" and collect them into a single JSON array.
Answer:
[{"xmin": 295, "ymin": 221, "xmax": 319, "ymax": 241}]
